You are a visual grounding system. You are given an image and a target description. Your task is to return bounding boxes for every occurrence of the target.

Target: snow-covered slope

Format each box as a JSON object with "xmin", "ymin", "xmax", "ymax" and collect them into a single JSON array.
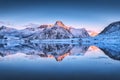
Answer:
[
  {"xmin": 100, "ymin": 21, "xmax": 120, "ymax": 35},
  {"xmin": 92, "ymin": 21, "xmax": 120, "ymax": 44},
  {"xmin": 0, "ymin": 26, "xmax": 21, "ymax": 39},
  {"xmin": 81, "ymin": 21, "xmax": 120, "ymax": 45},
  {"xmin": 70, "ymin": 28, "xmax": 90, "ymax": 38},
  {"xmin": 28, "ymin": 25, "xmax": 73, "ymax": 39}
]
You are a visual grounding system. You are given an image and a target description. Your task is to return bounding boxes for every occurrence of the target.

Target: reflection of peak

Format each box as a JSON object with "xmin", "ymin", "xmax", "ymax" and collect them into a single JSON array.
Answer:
[
  {"xmin": 89, "ymin": 46, "xmax": 99, "ymax": 51},
  {"xmin": 98, "ymin": 44, "xmax": 120, "ymax": 61},
  {"xmin": 70, "ymin": 45, "xmax": 89, "ymax": 56},
  {"xmin": 0, "ymin": 43, "xmax": 89, "ymax": 61},
  {"xmin": 55, "ymin": 53, "xmax": 69, "ymax": 62}
]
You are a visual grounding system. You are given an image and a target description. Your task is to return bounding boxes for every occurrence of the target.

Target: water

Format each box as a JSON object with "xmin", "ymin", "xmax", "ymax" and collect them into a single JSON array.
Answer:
[{"xmin": 0, "ymin": 43, "xmax": 120, "ymax": 80}]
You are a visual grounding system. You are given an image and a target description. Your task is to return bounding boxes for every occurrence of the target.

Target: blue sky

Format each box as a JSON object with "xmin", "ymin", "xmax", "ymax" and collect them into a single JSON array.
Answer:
[{"xmin": 0, "ymin": 0, "xmax": 120, "ymax": 32}]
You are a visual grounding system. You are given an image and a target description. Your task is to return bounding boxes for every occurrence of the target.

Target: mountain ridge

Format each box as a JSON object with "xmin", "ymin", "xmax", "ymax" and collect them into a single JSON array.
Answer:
[
  {"xmin": 0, "ymin": 21, "xmax": 90, "ymax": 40},
  {"xmin": 100, "ymin": 21, "xmax": 120, "ymax": 35}
]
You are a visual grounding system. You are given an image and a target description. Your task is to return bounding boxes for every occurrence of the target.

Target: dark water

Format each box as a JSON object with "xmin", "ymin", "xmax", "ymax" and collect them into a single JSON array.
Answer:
[{"xmin": 0, "ymin": 43, "xmax": 120, "ymax": 80}]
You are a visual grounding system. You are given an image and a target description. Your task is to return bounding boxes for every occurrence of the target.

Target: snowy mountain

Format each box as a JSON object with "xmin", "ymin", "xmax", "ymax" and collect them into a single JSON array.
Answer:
[
  {"xmin": 70, "ymin": 28, "xmax": 90, "ymax": 38},
  {"xmin": 0, "ymin": 26, "xmax": 21, "ymax": 39},
  {"xmin": 100, "ymin": 21, "xmax": 120, "ymax": 35},
  {"xmin": 90, "ymin": 21, "xmax": 120, "ymax": 44},
  {"xmin": 26, "ymin": 21, "xmax": 90, "ymax": 40},
  {"xmin": 0, "ymin": 26, "xmax": 16, "ymax": 32},
  {"xmin": 28, "ymin": 25, "xmax": 72, "ymax": 39},
  {"xmin": 55, "ymin": 21, "xmax": 90, "ymax": 38},
  {"xmin": 98, "ymin": 21, "xmax": 120, "ymax": 38},
  {"xmin": 80, "ymin": 21, "xmax": 120, "ymax": 45},
  {"xmin": 0, "ymin": 21, "xmax": 90, "ymax": 40}
]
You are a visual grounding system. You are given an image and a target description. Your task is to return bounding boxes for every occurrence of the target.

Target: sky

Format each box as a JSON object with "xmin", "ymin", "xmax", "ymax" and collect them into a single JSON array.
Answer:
[{"xmin": 0, "ymin": 0, "xmax": 120, "ymax": 32}]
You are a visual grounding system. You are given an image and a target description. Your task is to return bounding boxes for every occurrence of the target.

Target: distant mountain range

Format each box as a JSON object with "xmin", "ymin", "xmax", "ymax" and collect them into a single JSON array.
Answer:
[
  {"xmin": 0, "ymin": 21, "xmax": 90, "ymax": 40},
  {"xmin": 0, "ymin": 21, "xmax": 120, "ymax": 43}
]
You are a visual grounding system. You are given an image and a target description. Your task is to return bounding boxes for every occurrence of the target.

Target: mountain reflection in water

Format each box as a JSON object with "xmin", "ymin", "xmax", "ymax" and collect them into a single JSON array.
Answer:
[{"xmin": 0, "ymin": 43, "xmax": 120, "ymax": 61}]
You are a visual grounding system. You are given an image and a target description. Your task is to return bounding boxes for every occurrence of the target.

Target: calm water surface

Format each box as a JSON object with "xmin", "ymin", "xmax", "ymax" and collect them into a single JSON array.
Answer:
[{"xmin": 0, "ymin": 43, "xmax": 120, "ymax": 80}]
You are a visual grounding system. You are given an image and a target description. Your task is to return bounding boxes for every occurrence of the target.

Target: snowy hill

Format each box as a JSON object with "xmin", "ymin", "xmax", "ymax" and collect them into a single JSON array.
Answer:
[
  {"xmin": 92, "ymin": 21, "xmax": 120, "ymax": 44},
  {"xmin": 100, "ymin": 21, "xmax": 120, "ymax": 35},
  {"xmin": 0, "ymin": 26, "xmax": 21, "ymax": 39},
  {"xmin": 98, "ymin": 21, "xmax": 120, "ymax": 38}
]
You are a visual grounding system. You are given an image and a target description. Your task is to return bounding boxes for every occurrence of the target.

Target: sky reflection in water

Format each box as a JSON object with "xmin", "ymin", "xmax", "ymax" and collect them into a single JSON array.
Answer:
[{"xmin": 0, "ymin": 43, "xmax": 120, "ymax": 80}]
